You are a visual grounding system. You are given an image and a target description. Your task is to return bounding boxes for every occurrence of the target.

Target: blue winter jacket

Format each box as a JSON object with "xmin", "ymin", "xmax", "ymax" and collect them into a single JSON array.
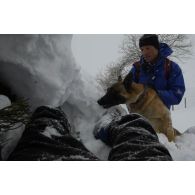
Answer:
[{"xmin": 130, "ymin": 43, "xmax": 186, "ymax": 109}]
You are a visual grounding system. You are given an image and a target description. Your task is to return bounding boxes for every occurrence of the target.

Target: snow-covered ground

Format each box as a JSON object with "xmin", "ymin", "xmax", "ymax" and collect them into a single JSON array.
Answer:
[{"xmin": 0, "ymin": 34, "xmax": 195, "ymax": 161}]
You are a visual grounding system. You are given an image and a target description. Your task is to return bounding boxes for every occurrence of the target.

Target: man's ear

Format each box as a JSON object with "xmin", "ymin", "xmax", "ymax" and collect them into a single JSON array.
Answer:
[{"xmin": 123, "ymin": 72, "xmax": 133, "ymax": 92}]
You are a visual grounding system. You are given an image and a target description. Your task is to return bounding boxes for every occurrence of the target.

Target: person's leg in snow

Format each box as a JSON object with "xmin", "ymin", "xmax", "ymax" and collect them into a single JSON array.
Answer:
[
  {"xmin": 95, "ymin": 113, "xmax": 173, "ymax": 161},
  {"xmin": 7, "ymin": 106, "xmax": 172, "ymax": 161},
  {"xmin": 8, "ymin": 106, "xmax": 98, "ymax": 161}
]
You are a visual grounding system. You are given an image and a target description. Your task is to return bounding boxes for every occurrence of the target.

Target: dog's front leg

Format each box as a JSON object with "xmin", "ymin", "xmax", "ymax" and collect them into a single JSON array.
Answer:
[{"xmin": 162, "ymin": 115, "xmax": 175, "ymax": 142}]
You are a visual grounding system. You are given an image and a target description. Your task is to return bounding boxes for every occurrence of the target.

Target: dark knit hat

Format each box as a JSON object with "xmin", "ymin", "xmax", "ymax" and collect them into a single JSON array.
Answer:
[{"xmin": 139, "ymin": 34, "xmax": 160, "ymax": 50}]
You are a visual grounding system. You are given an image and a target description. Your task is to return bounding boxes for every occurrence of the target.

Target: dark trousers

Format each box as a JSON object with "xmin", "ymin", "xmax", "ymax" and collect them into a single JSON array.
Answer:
[{"xmin": 7, "ymin": 106, "xmax": 172, "ymax": 161}]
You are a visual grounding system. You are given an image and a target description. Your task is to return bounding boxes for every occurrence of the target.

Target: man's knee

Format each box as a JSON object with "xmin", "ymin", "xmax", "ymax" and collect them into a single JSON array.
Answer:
[{"xmin": 29, "ymin": 106, "xmax": 71, "ymax": 133}]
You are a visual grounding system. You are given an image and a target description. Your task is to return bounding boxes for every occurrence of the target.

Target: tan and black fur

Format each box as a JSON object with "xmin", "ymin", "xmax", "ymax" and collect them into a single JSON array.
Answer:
[{"xmin": 97, "ymin": 73, "xmax": 180, "ymax": 142}]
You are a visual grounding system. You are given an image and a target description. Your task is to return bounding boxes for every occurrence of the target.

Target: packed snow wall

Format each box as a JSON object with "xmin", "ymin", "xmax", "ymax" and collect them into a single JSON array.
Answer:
[
  {"xmin": 0, "ymin": 35, "xmax": 82, "ymax": 108},
  {"xmin": 0, "ymin": 35, "xmax": 104, "ymax": 131},
  {"xmin": 0, "ymin": 35, "xmax": 107, "ymax": 159}
]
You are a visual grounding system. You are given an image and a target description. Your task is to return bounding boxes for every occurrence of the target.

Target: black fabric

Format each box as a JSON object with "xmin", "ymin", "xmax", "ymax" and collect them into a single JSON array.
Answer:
[
  {"xmin": 7, "ymin": 106, "xmax": 172, "ymax": 161},
  {"xmin": 8, "ymin": 106, "xmax": 98, "ymax": 161},
  {"xmin": 139, "ymin": 34, "xmax": 160, "ymax": 50},
  {"xmin": 107, "ymin": 114, "xmax": 172, "ymax": 161},
  {"xmin": 142, "ymin": 60, "xmax": 155, "ymax": 75}
]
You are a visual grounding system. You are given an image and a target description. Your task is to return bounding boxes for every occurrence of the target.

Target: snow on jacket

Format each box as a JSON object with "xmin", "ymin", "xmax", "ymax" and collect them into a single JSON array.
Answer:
[{"xmin": 130, "ymin": 43, "xmax": 186, "ymax": 109}]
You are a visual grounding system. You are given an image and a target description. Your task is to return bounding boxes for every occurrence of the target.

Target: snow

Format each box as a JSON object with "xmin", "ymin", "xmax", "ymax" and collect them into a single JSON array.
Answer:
[
  {"xmin": 171, "ymin": 106, "xmax": 195, "ymax": 133},
  {"xmin": 0, "ymin": 35, "xmax": 78, "ymax": 108},
  {"xmin": 0, "ymin": 95, "xmax": 11, "ymax": 109},
  {"xmin": 0, "ymin": 34, "xmax": 195, "ymax": 161},
  {"xmin": 0, "ymin": 123, "xmax": 25, "ymax": 160},
  {"xmin": 41, "ymin": 126, "xmax": 62, "ymax": 139}
]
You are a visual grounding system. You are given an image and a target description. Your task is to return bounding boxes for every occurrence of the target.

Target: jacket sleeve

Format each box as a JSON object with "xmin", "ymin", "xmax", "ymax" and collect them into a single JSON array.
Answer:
[{"xmin": 156, "ymin": 62, "xmax": 185, "ymax": 106}]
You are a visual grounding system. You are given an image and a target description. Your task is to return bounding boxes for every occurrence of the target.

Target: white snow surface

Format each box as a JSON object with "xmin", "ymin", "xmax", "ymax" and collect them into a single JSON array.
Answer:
[
  {"xmin": 0, "ymin": 95, "xmax": 11, "ymax": 109},
  {"xmin": 0, "ymin": 35, "xmax": 79, "ymax": 108},
  {"xmin": 41, "ymin": 126, "xmax": 62, "ymax": 139},
  {"xmin": 0, "ymin": 34, "xmax": 195, "ymax": 161}
]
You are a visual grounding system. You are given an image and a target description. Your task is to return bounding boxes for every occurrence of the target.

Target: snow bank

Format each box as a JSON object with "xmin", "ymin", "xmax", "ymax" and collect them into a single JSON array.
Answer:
[
  {"xmin": 158, "ymin": 126, "xmax": 195, "ymax": 160},
  {"xmin": 0, "ymin": 35, "xmax": 80, "ymax": 108},
  {"xmin": 0, "ymin": 95, "xmax": 11, "ymax": 109},
  {"xmin": 171, "ymin": 106, "xmax": 195, "ymax": 133},
  {"xmin": 0, "ymin": 35, "xmax": 106, "ymax": 159}
]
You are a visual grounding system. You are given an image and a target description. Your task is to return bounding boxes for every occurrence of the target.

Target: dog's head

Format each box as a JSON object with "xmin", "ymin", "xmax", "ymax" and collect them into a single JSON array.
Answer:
[{"xmin": 97, "ymin": 73, "xmax": 143, "ymax": 108}]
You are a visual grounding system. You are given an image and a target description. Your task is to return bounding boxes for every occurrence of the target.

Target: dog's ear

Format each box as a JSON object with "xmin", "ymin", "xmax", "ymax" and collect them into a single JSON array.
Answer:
[
  {"xmin": 118, "ymin": 75, "xmax": 122, "ymax": 82},
  {"xmin": 123, "ymin": 72, "xmax": 133, "ymax": 92}
]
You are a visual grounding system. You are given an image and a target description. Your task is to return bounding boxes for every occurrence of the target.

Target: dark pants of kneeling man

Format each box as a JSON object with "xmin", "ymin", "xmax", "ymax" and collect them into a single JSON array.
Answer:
[{"xmin": 7, "ymin": 106, "xmax": 172, "ymax": 161}]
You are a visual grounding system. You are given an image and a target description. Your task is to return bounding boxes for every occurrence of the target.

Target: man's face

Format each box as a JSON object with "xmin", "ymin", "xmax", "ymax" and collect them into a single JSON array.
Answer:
[{"xmin": 140, "ymin": 45, "xmax": 159, "ymax": 63}]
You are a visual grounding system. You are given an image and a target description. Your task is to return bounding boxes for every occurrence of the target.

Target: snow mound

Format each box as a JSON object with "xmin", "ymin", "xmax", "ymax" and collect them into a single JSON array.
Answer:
[
  {"xmin": 0, "ymin": 95, "xmax": 11, "ymax": 109},
  {"xmin": 0, "ymin": 35, "xmax": 79, "ymax": 108},
  {"xmin": 158, "ymin": 127, "xmax": 195, "ymax": 160}
]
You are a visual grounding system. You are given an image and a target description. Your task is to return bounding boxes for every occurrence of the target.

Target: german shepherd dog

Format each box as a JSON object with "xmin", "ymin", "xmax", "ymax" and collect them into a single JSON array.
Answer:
[{"xmin": 97, "ymin": 73, "xmax": 180, "ymax": 142}]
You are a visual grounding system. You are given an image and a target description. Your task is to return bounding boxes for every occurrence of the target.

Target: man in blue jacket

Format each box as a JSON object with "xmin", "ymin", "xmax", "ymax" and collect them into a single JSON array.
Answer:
[{"xmin": 129, "ymin": 34, "xmax": 185, "ymax": 109}]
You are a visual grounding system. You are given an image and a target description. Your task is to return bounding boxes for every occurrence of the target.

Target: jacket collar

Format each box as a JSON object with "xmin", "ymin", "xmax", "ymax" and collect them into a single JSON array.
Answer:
[{"xmin": 159, "ymin": 43, "xmax": 173, "ymax": 58}]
